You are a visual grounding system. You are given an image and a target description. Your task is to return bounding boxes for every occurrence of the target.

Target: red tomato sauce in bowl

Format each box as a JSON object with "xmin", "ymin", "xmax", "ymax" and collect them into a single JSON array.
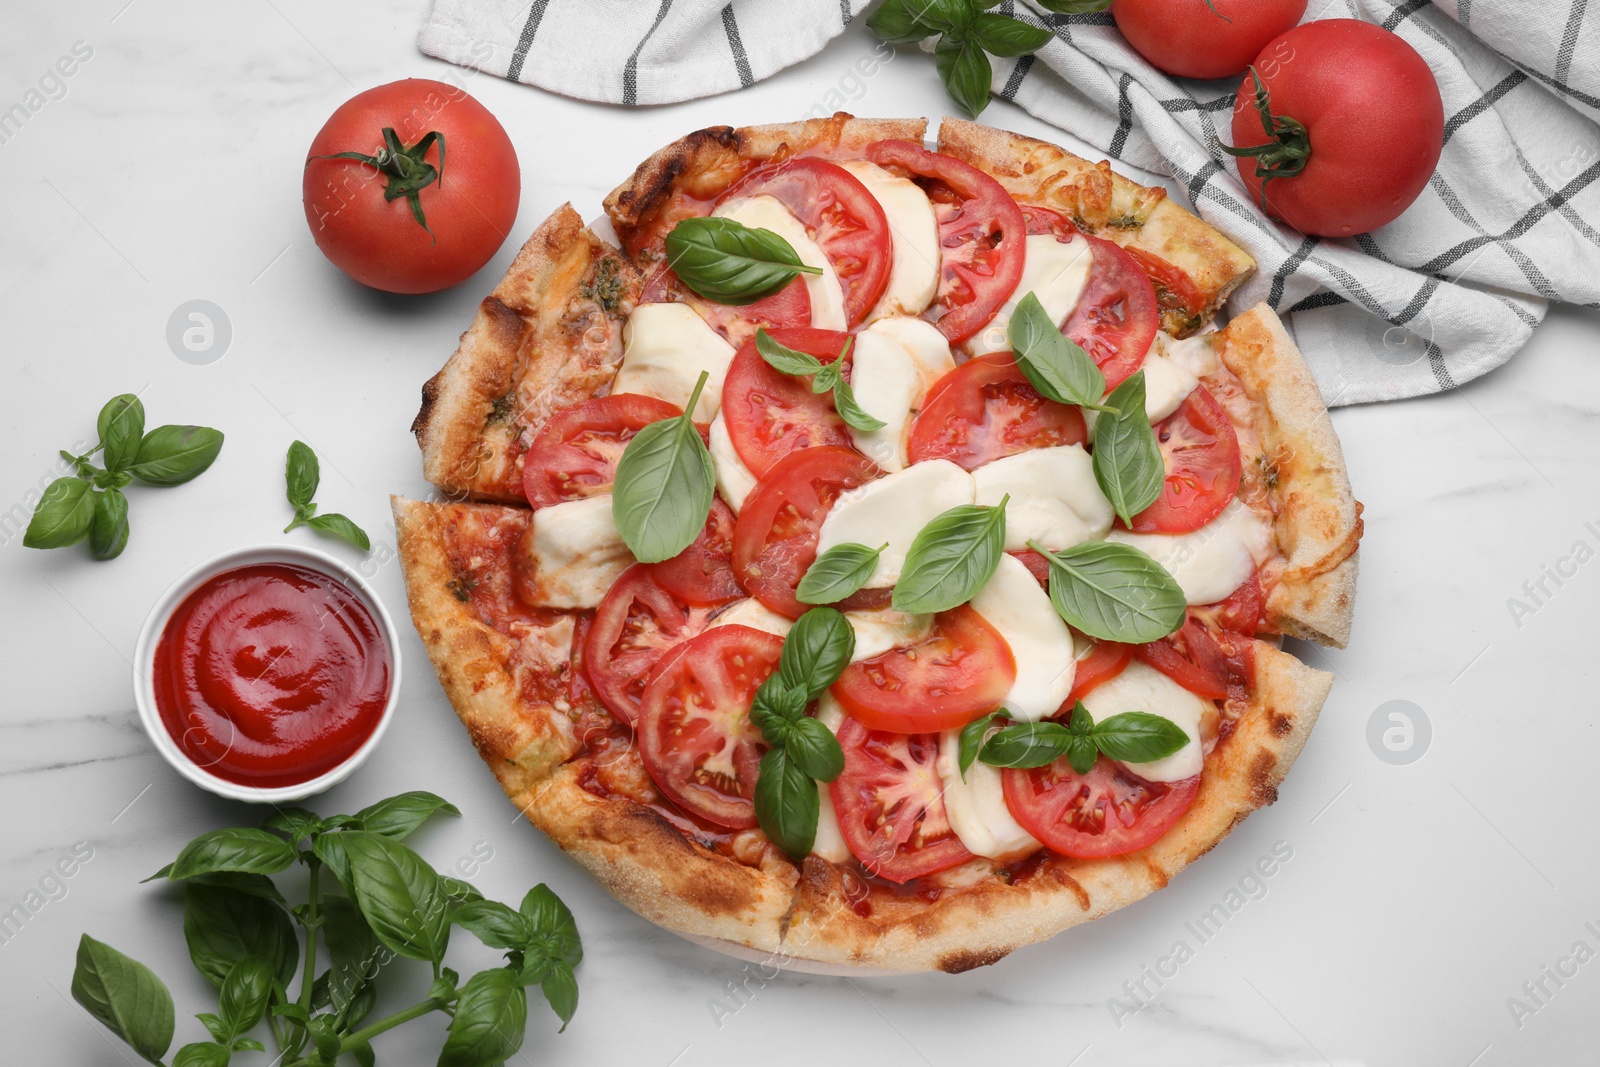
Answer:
[{"xmin": 151, "ymin": 562, "xmax": 391, "ymax": 787}]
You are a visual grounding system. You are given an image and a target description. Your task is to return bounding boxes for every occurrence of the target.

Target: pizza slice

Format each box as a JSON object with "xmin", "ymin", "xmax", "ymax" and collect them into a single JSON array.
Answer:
[{"xmin": 394, "ymin": 113, "xmax": 1360, "ymax": 972}]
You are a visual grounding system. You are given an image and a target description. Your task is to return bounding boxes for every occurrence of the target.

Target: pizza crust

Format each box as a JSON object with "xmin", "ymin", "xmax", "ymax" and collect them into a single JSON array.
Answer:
[
  {"xmin": 413, "ymin": 205, "xmax": 639, "ymax": 503},
  {"xmin": 935, "ymin": 117, "xmax": 1256, "ymax": 336},
  {"xmin": 1217, "ymin": 306, "xmax": 1362, "ymax": 648}
]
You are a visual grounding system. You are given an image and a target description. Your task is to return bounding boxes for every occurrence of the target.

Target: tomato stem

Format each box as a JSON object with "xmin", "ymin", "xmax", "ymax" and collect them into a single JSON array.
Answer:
[
  {"xmin": 1201, "ymin": 0, "xmax": 1233, "ymax": 23},
  {"xmin": 1220, "ymin": 66, "xmax": 1310, "ymax": 213},
  {"xmin": 311, "ymin": 126, "xmax": 447, "ymax": 240}
]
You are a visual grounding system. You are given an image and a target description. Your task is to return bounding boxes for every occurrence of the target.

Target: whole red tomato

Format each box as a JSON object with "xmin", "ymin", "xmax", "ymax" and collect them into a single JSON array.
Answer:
[
  {"xmin": 1110, "ymin": 0, "xmax": 1306, "ymax": 80},
  {"xmin": 1227, "ymin": 20, "xmax": 1443, "ymax": 237},
  {"xmin": 303, "ymin": 79, "xmax": 519, "ymax": 294}
]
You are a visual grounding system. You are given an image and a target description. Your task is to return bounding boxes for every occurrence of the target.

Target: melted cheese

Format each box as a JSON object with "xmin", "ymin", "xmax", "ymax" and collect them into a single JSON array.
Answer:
[
  {"xmin": 1105, "ymin": 500, "xmax": 1274, "ymax": 606},
  {"xmin": 520, "ymin": 494, "xmax": 635, "ymax": 609},
  {"xmin": 863, "ymin": 316, "xmax": 955, "ymax": 390},
  {"xmin": 840, "ymin": 160, "xmax": 940, "ymax": 320},
  {"xmin": 708, "ymin": 412, "xmax": 757, "ymax": 513},
  {"xmin": 936, "ymin": 724, "xmax": 1042, "ymax": 859},
  {"xmin": 708, "ymin": 598, "xmax": 793, "ymax": 638},
  {"xmin": 713, "ymin": 195, "xmax": 846, "ymax": 330},
  {"xmin": 844, "ymin": 608, "xmax": 935, "ymax": 662},
  {"xmin": 614, "ymin": 303, "xmax": 736, "ymax": 421},
  {"xmin": 1141, "ymin": 351, "xmax": 1200, "ymax": 422},
  {"xmin": 1157, "ymin": 330, "xmax": 1219, "ymax": 378},
  {"xmin": 845, "ymin": 329, "xmax": 922, "ymax": 472},
  {"xmin": 1080, "ymin": 659, "xmax": 1209, "ymax": 782},
  {"xmin": 969, "ymin": 553, "xmax": 1076, "ymax": 721},
  {"xmin": 815, "ymin": 459, "xmax": 975, "ymax": 588},
  {"xmin": 972, "ymin": 445, "xmax": 1114, "ymax": 552},
  {"xmin": 968, "ymin": 235, "xmax": 1094, "ymax": 356},
  {"xmin": 812, "ymin": 695, "xmax": 854, "ymax": 863}
]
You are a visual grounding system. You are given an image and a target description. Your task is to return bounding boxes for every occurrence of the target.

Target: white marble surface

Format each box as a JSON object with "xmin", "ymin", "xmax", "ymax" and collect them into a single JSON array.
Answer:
[{"xmin": 4, "ymin": 3, "xmax": 1599, "ymax": 1064}]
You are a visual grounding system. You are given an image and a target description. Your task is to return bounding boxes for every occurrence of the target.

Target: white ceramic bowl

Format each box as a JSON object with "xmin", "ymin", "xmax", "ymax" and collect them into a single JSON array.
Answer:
[{"xmin": 132, "ymin": 543, "xmax": 403, "ymax": 803}]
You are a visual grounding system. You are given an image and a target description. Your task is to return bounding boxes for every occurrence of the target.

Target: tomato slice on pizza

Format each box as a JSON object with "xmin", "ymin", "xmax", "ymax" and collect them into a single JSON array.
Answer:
[
  {"xmin": 906, "ymin": 354, "xmax": 1088, "ymax": 470},
  {"xmin": 1003, "ymin": 758, "xmax": 1201, "ymax": 860},
  {"xmin": 721, "ymin": 327, "xmax": 856, "ymax": 478}
]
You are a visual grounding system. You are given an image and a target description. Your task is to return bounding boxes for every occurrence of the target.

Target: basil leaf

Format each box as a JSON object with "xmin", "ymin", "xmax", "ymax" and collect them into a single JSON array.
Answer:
[
  {"xmin": 1035, "ymin": 0, "xmax": 1114, "ymax": 11},
  {"xmin": 308, "ymin": 1016, "xmax": 341, "ymax": 1062},
  {"xmin": 126, "ymin": 425, "xmax": 224, "ymax": 486},
  {"xmin": 306, "ymin": 512, "xmax": 371, "ymax": 551},
  {"xmin": 1032, "ymin": 538, "xmax": 1186, "ymax": 643},
  {"xmin": 24, "ymin": 476, "xmax": 95, "ymax": 548},
  {"xmin": 97, "ymin": 394, "xmax": 146, "ymax": 471},
  {"xmin": 866, "ymin": 0, "xmax": 935, "ymax": 43},
  {"xmin": 196, "ymin": 1013, "xmax": 229, "ymax": 1043},
  {"xmin": 755, "ymin": 746, "xmax": 819, "ymax": 858},
  {"xmin": 968, "ymin": 12, "xmax": 1052, "ymax": 56},
  {"xmin": 810, "ymin": 358, "xmax": 842, "ymax": 394},
  {"xmin": 519, "ymin": 884, "xmax": 582, "ymax": 967},
  {"xmin": 893, "ymin": 500, "xmax": 1007, "ymax": 614},
  {"xmin": 339, "ymin": 831, "xmax": 450, "ymax": 963},
  {"xmin": 1068, "ymin": 700, "xmax": 1095, "ymax": 737},
  {"xmin": 71, "ymin": 935, "xmax": 175, "ymax": 1065},
  {"xmin": 979, "ymin": 721, "xmax": 1076, "ymax": 769},
  {"xmin": 935, "ymin": 34, "xmax": 993, "ymax": 119},
  {"xmin": 311, "ymin": 832, "xmax": 354, "ymax": 895},
  {"xmin": 168, "ymin": 828, "xmax": 298, "ymax": 880},
  {"xmin": 153, "ymin": 869, "xmax": 286, "ymax": 906},
  {"xmin": 1092, "ymin": 372, "xmax": 1164, "ymax": 525},
  {"xmin": 612, "ymin": 373, "xmax": 716, "ymax": 563},
  {"xmin": 664, "ymin": 216, "xmax": 822, "ymax": 306},
  {"xmin": 89, "ymin": 486, "xmax": 130, "ymax": 560},
  {"xmin": 1067, "ymin": 735, "xmax": 1099, "ymax": 775},
  {"xmin": 776, "ymin": 606, "xmax": 855, "ymax": 697},
  {"xmin": 353, "ymin": 790, "xmax": 461, "ymax": 839},
  {"xmin": 260, "ymin": 807, "xmax": 325, "ymax": 843},
  {"xmin": 750, "ymin": 675, "xmax": 807, "ymax": 740},
  {"xmin": 1009, "ymin": 292, "xmax": 1109, "ymax": 410},
  {"xmin": 442, "ymin": 875, "xmax": 484, "ymax": 904},
  {"xmin": 1092, "ymin": 711, "xmax": 1190, "ymax": 765},
  {"xmin": 218, "ymin": 955, "xmax": 273, "ymax": 1037},
  {"xmin": 440, "ymin": 969, "xmax": 528, "ymax": 1067},
  {"xmin": 541, "ymin": 962, "xmax": 579, "ymax": 1031},
  {"xmin": 920, "ymin": 0, "xmax": 977, "ymax": 34},
  {"xmin": 233, "ymin": 1038, "xmax": 266, "ymax": 1054},
  {"xmin": 796, "ymin": 542, "xmax": 884, "ymax": 605},
  {"xmin": 958, "ymin": 711, "xmax": 1009, "ymax": 780},
  {"xmin": 284, "ymin": 439, "xmax": 319, "ymax": 509},
  {"xmin": 172, "ymin": 1043, "xmax": 229, "ymax": 1067},
  {"xmin": 321, "ymin": 894, "xmax": 380, "ymax": 1014},
  {"xmin": 755, "ymin": 329, "xmax": 825, "ymax": 377},
  {"xmin": 831, "ymin": 374, "xmax": 887, "ymax": 431},
  {"xmin": 452, "ymin": 899, "xmax": 530, "ymax": 949},
  {"xmin": 787, "ymin": 715, "xmax": 845, "ymax": 783},
  {"xmin": 182, "ymin": 883, "xmax": 298, "ymax": 988}
]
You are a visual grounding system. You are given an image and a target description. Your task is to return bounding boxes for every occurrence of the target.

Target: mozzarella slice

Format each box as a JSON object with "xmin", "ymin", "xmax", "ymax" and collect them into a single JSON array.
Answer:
[
  {"xmin": 519, "ymin": 494, "xmax": 635, "ymax": 609},
  {"xmin": 839, "ymin": 160, "xmax": 940, "ymax": 320},
  {"xmin": 1157, "ymin": 330, "xmax": 1219, "ymax": 378},
  {"xmin": 709, "ymin": 598, "xmax": 794, "ymax": 638},
  {"xmin": 969, "ymin": 553, "xmax": 1076, "ymax": 721},
  {"xmin": 936, "ymin": 724, "xmax": 1042, "ymax": 859},
  {"xmin": 967, "ymin": 235, "xmax": 1093, "ymax": 356},
  {"xmin": 844, "ymin": 608, "xmax": 934, "ymax": 662},
  {"xmin": 864, "ymin": 316, "xmax": 956, "ymax": 390},
  {"xmin": 815, "ymin": 459, "xmax": 976, "ymax": 588},
  {"xmin": 1105, "ymin": 500, "xmax": 1274, "ymax": 606},
  {"xmin": 614, "ymin": 303, "xmax": 736, "ymax": 421},
  {"xmin": 845, "ymin": 330, "xmax": 922, "ymax": 472},
  {"xmin": 1141, "ymin": 351, "xmax": 1200, "ymax": 423},
  {"xmin": 713, "ymin": 195, "xmax": 846, "ymax": 330},
  {"xmin": 972, "ymin": 445, "xmax": 1114, "ymax": 552},
  {"xmin": 709, "ymin": 412, "xmax": 757, "ymax": 513},
  {"xmin": 812, "ymin": 695, "xmax": 854, "ymax": 863},
  {"xmin": 1080, "ymin": 660, "xmax": 1210, "ymax": 782}
]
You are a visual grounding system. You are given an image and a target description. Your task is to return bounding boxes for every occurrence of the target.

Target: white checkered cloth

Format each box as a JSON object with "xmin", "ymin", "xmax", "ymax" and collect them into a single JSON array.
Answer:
[
  {"xmin": 997, "ymin": 0, "xmax": 1600, "ymax": 404},
  {"xmin": 419, "ymin": 0, "xmax": 868, "ymax": 107}
]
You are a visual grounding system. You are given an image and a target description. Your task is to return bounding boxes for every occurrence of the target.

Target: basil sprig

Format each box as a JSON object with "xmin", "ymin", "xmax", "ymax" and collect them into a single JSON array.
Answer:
[
  {"xmin": 1028, "ymin": 538, "xmax": 1186, "ymax": 643},
  {"xmin": 24, "ymin": 394, "xmax": 223, "ymax": 560},
  {"xmin": 754, "ymin": 330, "xmax": 886, "ymax": 432},
  {"xmin": 78, "ymin": 791, "xmax": 581, "ymax": 1067},
  {"xmin": 664, "ymin": 216, "xmax": 822, "ymax": 306},
  {"xmin": 283, "ymin": 441, "xmax": 371, "ymax": 551},
  {"xmin": 1008, "ymin": 292, "xmax": 1116, "ymax": 412},
  {"xmin": 957, "ymin": 710, "xmax": 1010, "ymax": 780},
  {"xmin": 979, "ymin": 702, "xmax": 1189, "ymax": 775},
  {"xmin": 868, "ymin": 0, "xmax": 1054, "ymax": 118},
  {"xmin": 797, "ymin": 541, "xmax": 886, "ymax": 605},
  {"xmin": 1092, "ymin": 372, "xmax": 1164, "ymax": 525},
  {"xmin": 611, "ymin": 372, "xmax": 716, "ymax": 564},
  {"xmin": 750, "ymin": 608, "xmax": 853, "ymax": 857},
  {"xmin": 891, "ymin": 497, "xmax": 1008, "ymax": 614}
]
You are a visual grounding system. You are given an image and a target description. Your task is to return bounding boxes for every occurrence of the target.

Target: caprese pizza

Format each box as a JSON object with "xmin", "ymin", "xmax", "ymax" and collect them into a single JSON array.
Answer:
[{"xmin": 394, "ymin": 115, "xmax": 1361, "ymax": 973}]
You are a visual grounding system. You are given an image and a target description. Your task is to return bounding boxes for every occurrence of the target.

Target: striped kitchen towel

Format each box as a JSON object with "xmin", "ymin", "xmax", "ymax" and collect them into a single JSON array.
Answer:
[
  {"xmin": 996, "ymin": 0, "xmax": 1600, "ymax": 404},
  {"xmin": 419, "ymin": 0, "xmax": 869, "ymax": 108}
]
